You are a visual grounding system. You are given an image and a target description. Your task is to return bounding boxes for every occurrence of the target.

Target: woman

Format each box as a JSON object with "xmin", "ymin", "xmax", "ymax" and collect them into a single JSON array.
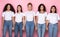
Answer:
[
  {"xmin": 46, "ymin": 5, "xmax": 60, "ymax": 37},
  {"xmin": 14, "ymin": 5, "xmax": 25, "ymax": 37},
  {"xmin": 24, "ymin": 3, "xmax": 36, "ymax": 37},
  {"xmin": 2, "ymin": 3, "xmax": 15, "ymax": 37},
  {"xmin": 36, "ymin": 4, "xmax": 47, "ymax": 37}
]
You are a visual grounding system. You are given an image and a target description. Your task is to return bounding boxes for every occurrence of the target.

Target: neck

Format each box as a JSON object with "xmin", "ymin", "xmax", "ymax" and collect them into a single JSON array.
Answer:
[
  {"xmin": 40, "ymin": 11, "xmax": 44, "ymax": 13},
  {"xmin": 28, "ymin": 9, "xmax": 32, "ymax": 11},
  {"xmin": 52, "ymin": 11, "xmax": 55, "ymax": 13},
  {"xmin": 7, "ymin": 10, "xmax": 10, "ymax": 11}
]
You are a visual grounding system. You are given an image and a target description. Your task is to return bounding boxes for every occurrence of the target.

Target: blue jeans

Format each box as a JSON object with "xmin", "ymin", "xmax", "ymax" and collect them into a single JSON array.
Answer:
[
  {"xmin": 3, "ymin": 20, "xmax": 12, "ymax": 37},
  {"xmin": 38, "ymin": 24, "xmax": 46, "ymax": 37},
  {"xmin": 49, "ymin": 23, "xmax": 58, "ymax": 37},
  {"xmin": 14, "ymin": 22, "xmax": 23, "ymax": 37},
  {"xmin": 26, "ymin": 21, "xmax": 34, "ymax": 37}
]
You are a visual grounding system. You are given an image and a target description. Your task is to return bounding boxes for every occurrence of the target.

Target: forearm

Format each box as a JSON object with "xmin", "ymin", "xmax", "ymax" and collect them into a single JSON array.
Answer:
[
  {"xmin": 2, "ymin": 17, "xmax": 4, "ymax": 29},
  {"xmin": 46, "ymin": 20, "xmax": 49, "ymax": 28},
  {"xmin": 23, "ymin": 16, "xmax": 26, "ymax": 27},
  {"xmin": 34, "ymin": 16, "xmax": 38, "ymax": 27},
  {"xmin": 12, "ymin": 17, "xmax": 15, "ymax": 27}
]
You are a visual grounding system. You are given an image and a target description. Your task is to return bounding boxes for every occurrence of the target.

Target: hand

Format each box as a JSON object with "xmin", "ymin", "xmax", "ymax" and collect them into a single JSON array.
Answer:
[
  {"xmin": 35, "ymin": 27, "xmax": 38, "ymax": 31},
  {"xmin": 2, "ymin": 26, "xmax": 3, "ymax": 31},
  {"xmin": 12, "ymin": 27, "xmax": 14, "ymax": 30},
  {"xmin": 2, "ymin": 24, "xmax": 4, "ymax": 31},
  {"xmin": 46, "ymin": 27, "xmax": 48, "ymax": 30},
  {"xmin": 22, "ymin": 26, "xmax": 25, "ymax": 31}
]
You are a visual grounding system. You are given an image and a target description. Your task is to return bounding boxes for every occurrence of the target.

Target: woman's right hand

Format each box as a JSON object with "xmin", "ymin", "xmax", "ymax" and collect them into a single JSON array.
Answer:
[
  {"xmin": 35, "ymin": 26, "xmax": 38, "ymax": 31},
  {"xmin": 22, "ymin": 26, "xmax": 25, "ymax": 31}
]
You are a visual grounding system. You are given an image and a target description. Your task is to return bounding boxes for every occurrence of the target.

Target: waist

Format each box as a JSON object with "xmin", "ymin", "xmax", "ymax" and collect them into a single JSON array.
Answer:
[
  {"xmin": 49, "ymin": 21, "xmax": 58, "ymax": 24},
  {"xmin": 15, "ymin": 20, "xmax": 22, "ymax": 23},
  {"xmin": 38, "ymin": 21, "xmax": 45, "ymax": 24},
  {"xmin": 26, "ymin": 19, "xmax": 33, "ymax": 21},
  {"xmin": 26, "ymin": 21, "xmax": 34, "ymax": 23},
  {"xmin": 15, "ymin": 22, "xmax": 22, "ymax": 23},
  {"xmin": 4, "ymin": 20, "xmax": 12, "ymax": 22}
]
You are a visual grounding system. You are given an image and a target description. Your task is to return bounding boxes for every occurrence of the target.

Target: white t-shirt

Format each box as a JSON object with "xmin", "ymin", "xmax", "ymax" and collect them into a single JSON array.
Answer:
[
  {"xmin": 24, "ymin": 11, "xmax": 36, "ymax": 21},
  {"xmin": 46, "ymin": 13, "xmax": 60, "ymax": 24},
  {"xmin": 14, "ymin": 12, "xmax": 25, "ymax": 23},
  {"xmin": 2, "ymin": 11, "xmax": 14, "ymax": 21},
  {"xmin": 36, "ymin": 12, "xmax": 47, "ymax": 24}
]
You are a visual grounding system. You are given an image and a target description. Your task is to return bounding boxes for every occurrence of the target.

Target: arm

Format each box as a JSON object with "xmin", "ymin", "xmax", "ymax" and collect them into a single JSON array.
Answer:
[
  {"xmin": 34, "ymin": 16, "xmax": 38, "ymax": 27},
  {"xmin": 22, "ymin": 16, "xmax": 26, "ymax": 30},
  {"xmin": 34, "ymin": 16, "xmax": 38, "ymax": 30},
  {"xmin": 12, "ymin": 17, "xmax": 15, "ymax": 30},
  {"xmin": 2, "ymin": 17, "xmax": 4, "ymax": 30},
  {"xmin": 45, "ymin": 20, "xmax": 49, "ymax": 30}
]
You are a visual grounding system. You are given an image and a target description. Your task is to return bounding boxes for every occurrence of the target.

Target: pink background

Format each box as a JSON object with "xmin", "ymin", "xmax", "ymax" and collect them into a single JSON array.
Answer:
[{"xmin": 0, "ymin": 0, "xmax": 60, "ymax": 37}]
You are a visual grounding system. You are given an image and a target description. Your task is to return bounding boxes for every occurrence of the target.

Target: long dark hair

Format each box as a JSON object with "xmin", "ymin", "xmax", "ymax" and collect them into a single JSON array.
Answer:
[
  {"xmin": 38, "ymin": 4, "xmax": 46, "ymax": 12},
  {"xmin": 3, "ymin": 3, "xmax": 15, "ymax": 13},
  {"xmin": 50, "ymin": 5, "xmax": 57, "ymax": 13},
  {"xmin": 17, "ymin": 5, "xmax": 23, "ymax": 12}
]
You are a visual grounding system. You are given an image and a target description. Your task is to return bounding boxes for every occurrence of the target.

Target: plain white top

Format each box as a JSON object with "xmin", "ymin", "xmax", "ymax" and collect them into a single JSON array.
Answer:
[
  {"xmin": 36, "ymin": 12, "xmax": 47, "ymax": 24},
  {"xmin": 14, "ymin": 12, "xmax": 25, "ymax": 23},
  {"xmin": 2, "ymin": 11, "xmax": 14, "ymax": 21},
  {"xmin": 24, "ymin": 11, "xmax": 36, "ymax": 21},
  {"xmin": 46, "ymin": 13, "xmax": 60, "ymax": 24}
]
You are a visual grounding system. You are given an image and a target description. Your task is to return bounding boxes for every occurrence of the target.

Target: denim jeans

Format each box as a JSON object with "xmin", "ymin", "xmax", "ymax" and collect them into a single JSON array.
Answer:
[
  {"xmin": 49, "ymin": 23, "xmax": 58, "ymax": 37},
  {"xmin": 14, "ymin": 22, "xmax": 23, "ymax": 37},
  {"xmin": 38, "ymin": 24, "xmax": 46, "ymax": 37},
  {"xmin": 26, "ymin": 21, "xmax": 34, "ymax": 37},
  {"xmin": 3, "ymin": 20, "xmax": 12, "ymax": 37}
]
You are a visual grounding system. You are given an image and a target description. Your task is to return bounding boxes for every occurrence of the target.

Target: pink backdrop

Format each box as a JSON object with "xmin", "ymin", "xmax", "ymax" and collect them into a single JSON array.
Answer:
[{"xmin": 0, "ymin": 0, "xmax": 60, "ymax": 37}]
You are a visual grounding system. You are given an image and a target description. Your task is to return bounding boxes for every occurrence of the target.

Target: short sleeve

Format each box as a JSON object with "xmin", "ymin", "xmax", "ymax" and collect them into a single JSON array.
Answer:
[
  {"xmin": 44, "ymin": 12, "xmax": 47, "ymax": 17},
  {"xmin": 46, "ymin": 14, "xmax": 50, "ymax": 20},
  {"xmin": 35, "ymin": 12, "xmax": 39, "ymax": 16},
  {"xmin": 11, "ymin": 12, "xmax": 14, "ymax": 17},
  {"xmin": 14, "ymin": 13, "xmax": 17, "ymax": 17},
  {"xmin": 22, "ymin": 13, "xmax": 25, "ymax": 16},
  {"xmin": 33, "ymin": 12, "xmax": 36, "ymax": 16},
  {"xmin": 58, "ymin": 14, "xmax": 60, "ymax": 20},
  {"xmin": 2, "ymin": 12, "xmax": 5, "ymax": 17}
]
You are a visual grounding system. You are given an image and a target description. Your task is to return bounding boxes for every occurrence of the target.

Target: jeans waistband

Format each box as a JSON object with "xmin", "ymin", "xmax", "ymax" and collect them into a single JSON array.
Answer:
[
  {"xmin": 49, "ymin": 23, "xmax": 58, "ymax": 24},
  {"xmin": 4, "ymin": 20, "xmax": 12, "ymax": 22}
]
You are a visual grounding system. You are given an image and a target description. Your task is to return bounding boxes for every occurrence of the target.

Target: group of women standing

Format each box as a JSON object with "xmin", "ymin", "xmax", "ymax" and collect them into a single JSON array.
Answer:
[{"xmin": 2, "ymin": 3, "xmax": 60, "ymax": 37}]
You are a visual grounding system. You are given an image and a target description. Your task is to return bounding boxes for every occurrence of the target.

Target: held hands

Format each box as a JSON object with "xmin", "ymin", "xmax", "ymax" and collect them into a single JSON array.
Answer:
[
  {"xmin": 22, "ymin": 26, "xmax": 25, "ymax": 31},
  {"xmin": 46, "ymin": 26, "xmax": 48, "ymax": 30},
  {"xmin": 35, "ymin": 26, "xmax": 38, "ymax": 31}
]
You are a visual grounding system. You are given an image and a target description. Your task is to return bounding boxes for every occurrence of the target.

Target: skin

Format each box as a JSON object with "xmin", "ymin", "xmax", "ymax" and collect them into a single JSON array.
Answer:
[
  {"xmin": 2, "ymin": 16, "xmax": 4, "ymax": 30},
  {"xmin": 40, "ymin": 6, "xmax": 45, "ymax": 13},
  {"xmin": 7, "ymin": 5, "xmax": 11, "ymax": 11},
  {"xmin": 17, "ymin": 6, "xmax": 21, "ymax": 13},
  {"xmin": 51, "ymin": 7, "xmax": 56, "ymax": 13},
  {"xmin": 27, "ymin": 5, "xmax": 32, "ymax": 11}
]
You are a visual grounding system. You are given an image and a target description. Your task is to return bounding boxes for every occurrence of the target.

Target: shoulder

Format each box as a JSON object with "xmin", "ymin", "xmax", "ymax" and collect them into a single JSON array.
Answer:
[
  {"xmin": 2, "ymin": 11, "xmax": 7, "ymax": 14},
  {"xmin": 10, "ymin": 11, "xmax": 14, "ymax": 13}
]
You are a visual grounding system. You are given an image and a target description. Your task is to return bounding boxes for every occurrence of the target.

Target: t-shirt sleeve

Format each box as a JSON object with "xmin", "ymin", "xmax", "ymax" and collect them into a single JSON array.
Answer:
[
  {"xmin": 12, "ymin": 12, "xmax": 15, "ymax": 17},
  {"xmin": 2, "ymin": 12, "xmax": 5, "ymax": 17},
  {"xmin": 33, "ymin": 12, "xmax": 36, "ymax": 16},
  {"xmin": 45, "ymin": 12, "xmax": 47, "ymax": 17},
  {"xmin": 14, "ymin": 13, "xmax": 16, "ymax": 17},
  {"xmin": 46, "ymin": 14, "xmax": 50, "ymax": 20},
  {"xmin": 35, "ymin": 12, "xmax": 39, "ymax": 16},
  {"xmin": 22, "ymin": 13, "xmax": 25, "ymax": 16},
  {"xmin": 58, "ymin": 14, "xmax": 60, "ymax": 20}
]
